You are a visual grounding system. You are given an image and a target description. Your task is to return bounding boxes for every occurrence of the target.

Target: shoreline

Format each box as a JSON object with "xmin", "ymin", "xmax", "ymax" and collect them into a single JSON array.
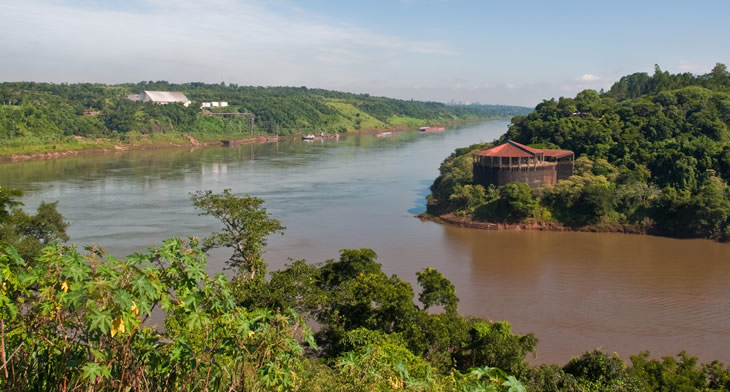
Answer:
[
  {"xmin": 0, "ymin": 118, "xmax": 493, "ymax": 164},
  {"xmin": 420, "ymin": 212, "xmax": 647, "ymax": 235}
]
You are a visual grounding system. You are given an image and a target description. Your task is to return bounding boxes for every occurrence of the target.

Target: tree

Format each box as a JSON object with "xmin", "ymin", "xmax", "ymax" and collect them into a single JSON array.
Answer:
[
  {"xmin": 453, "ymin": 320, "xmax": 538, "ymax": 377},
  {"xmin": 416, "ymin": 267, "xmax": 459, "ymax": 314},
  {"xmin": 449, "ymin": 184, "xmax": 493, "ymax": 215},
  {"xmin": 494, "ymin": 182, "xmax": 538, "ymax": 221},
  {"xmin": 0, "ymin": 187, "xmax": 22, "ymax": 221},
  {"xmin": 191, "ymin": 189, "xmax": 284, "ymax": 280},
  {"xmin": 0, "ymin": 187, "xmax": 68, "ymax": 261},
  {"xmin": 563, "ymin": 350, "xmax": 644, "ymax": 391},
  {"xmin": 0, "ymin": 239, "xmax": 317, "ymax": 391},
  {"xmin": 629, "ymin": 351, "xmax": 711, "ymax": 392}
]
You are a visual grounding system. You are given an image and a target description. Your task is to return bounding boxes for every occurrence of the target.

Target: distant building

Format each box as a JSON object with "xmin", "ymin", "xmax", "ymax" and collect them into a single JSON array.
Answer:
[
  {"xmin": 472, "ymin": 140, "xmax": 574, "ymax": 188},
  {"xmin": 201, "ymin": 101, "xmax": 229, "ymax": 108},
  {"xmin": 127, "ymin": 94, "xmax": 140, "ymax": 102},
  {"xmin": 140, "ymin": 91, "xmax": 191, "ymax": 107}
]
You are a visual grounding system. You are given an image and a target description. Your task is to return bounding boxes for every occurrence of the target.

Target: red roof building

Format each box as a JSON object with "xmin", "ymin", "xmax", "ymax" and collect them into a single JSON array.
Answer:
[{"xmin": 473, "ymin": 140, "xmax": 574, "ymax": 188}]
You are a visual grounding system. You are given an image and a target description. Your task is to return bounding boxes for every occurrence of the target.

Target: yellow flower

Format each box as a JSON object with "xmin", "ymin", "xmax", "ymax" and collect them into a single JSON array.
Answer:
[
  {"xmin": 248, "ymin": 331, "xmax": 255, "ymax": 338},
  {"xmin": 111, "ymin": 316, "xmax": 125, "ymax": 337},
  {"xmin": 60, "ymin": 280, "xmax": 70, "ymax": 293},
  {"xmin": 388, "ymin": 377, "xmax": 403, "ymax": 389},
  {"xmin": 131, "ymin": 301, "xmax": 139, "ymax": 316}
]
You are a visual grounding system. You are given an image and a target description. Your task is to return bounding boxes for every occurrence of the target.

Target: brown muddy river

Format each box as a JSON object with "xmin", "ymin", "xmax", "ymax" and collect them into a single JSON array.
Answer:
[{"xmin": 2, "ymin": 120, "xmax": 729, "ymax": 365}]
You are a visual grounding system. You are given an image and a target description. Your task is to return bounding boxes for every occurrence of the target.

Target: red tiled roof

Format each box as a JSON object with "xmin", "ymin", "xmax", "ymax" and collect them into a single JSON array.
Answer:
[
  {"xmin": 475, "ymin": 140, "xmax": 540, "ymax": 158},
  {"xmin": 474, "ymin": 140, "xmax": 573, "ymax": 159},
  {"xmin": 540, "ymin": 149, "xmax": 574, "ymax": 159}
]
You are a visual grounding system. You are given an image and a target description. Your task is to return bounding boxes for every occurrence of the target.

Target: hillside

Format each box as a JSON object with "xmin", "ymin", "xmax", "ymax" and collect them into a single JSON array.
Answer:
[
  {"xmin": 0, "ymin": 81, "xmax": 531, "ymax": 157},
  {"xmin": 429, "ymin": 64, "xmax": 730, "ymax": 239}
]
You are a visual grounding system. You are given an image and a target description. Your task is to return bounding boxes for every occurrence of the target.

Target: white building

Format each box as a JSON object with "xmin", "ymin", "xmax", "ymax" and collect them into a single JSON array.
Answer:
[
  {"xmin": 141, "ymin": 91, "xmax": 191, "ymax": 107},
  {"xmin": 201, "ymin": 101, "xmax": 229, "ymax": 108}
]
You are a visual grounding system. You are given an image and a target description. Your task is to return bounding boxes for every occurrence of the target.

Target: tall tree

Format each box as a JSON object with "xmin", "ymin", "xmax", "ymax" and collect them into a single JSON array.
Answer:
[{"xmin": 191, "ymin": 189, "xmax": 284, "ymax": 280}]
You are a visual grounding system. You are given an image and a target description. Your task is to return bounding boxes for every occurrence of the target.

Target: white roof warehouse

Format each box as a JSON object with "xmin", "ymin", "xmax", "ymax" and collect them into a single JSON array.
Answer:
[{"xmin": 140, "ymin": 91, "xmax": 191, "ymax": 107}]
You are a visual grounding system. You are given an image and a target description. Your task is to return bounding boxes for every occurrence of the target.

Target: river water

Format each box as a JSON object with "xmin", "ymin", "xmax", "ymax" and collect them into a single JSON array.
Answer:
[{"xmin": 3, "ymin": 121, "xmax": 730, "ymax": 365}]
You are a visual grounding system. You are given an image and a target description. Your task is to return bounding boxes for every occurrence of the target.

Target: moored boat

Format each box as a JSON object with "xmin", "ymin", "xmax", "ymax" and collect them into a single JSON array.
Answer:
[{"xmin": 419, "ymin": 126, "xmax": 446, "ymax": 133}]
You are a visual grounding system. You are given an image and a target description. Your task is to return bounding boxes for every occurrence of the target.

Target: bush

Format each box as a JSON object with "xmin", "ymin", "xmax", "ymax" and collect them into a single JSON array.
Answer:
[{"xmin": 476, "ymin": 182, "xmax": 538, "ymax": 222}]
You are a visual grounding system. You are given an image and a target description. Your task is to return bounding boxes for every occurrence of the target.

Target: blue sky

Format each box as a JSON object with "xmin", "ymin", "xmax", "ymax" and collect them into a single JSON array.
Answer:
[{"xmin": 1, "ymin": 0, "xmax": 728, "ymax": 106}]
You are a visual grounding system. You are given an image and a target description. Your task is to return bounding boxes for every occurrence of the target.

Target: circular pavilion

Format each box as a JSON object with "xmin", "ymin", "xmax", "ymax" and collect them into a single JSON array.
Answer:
[{"xmin": 472, "ymin": 140, "xmax": 574, "ymax": 188}]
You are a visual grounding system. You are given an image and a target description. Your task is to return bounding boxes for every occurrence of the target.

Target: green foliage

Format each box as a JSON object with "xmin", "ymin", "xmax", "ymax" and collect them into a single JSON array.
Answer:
[
  {"xmin": 449, "ymin": 184, "xmax": 495, "ymax": 216},
  {"xmin": 0, "ymin": 187, "xmax": 68, "ymax": 261},
  {"xmin": 191, "ymin": 189, "xmax": 284, "ymax": 279},
  {"xmin": 563, "ymin": 350, "xmax": 636, "ymax": 387},
  {"xmin": 453, "ymin": 320, "xmax": 537, "ymax": 378},
  {"xmin": 528, "ymin": 364, "xmax": 581, "ymax": 392},
  {"xmin": 226, "ymin": 245, "xmax": 537, "ymax": 376},
  {"xmin": 491, "ymin": 182, "xmax": 539, "ymax": 222},
  {"xmin": 430, "ymin": 64, "xmax": 730, "ymax": 238},
  {"xmin": 0, "ymin": 188, "xmax": 539, "ymax": 391},
  {"xmin": 430, "ymin": 142, "xmax": 492, "ymax": 202},
  {"xmin": 541, "ymin": 172, "xmax": 617, "ymax": 226},
  {"xmin": 0, "ymin": 187, "xmax": 22, "ymax": 221},
  {"xmin": 651, "ymin": 176, "xmax": 730, "ymax": 238},
  {"xmin": 0, "ymin": 239, "xmax": 316, "ymax": 391},
  {"xmin": 416, "ymin": 267, "xmax": 459, "ymax": 314},
  {"xmin": 627, "ymin": 350, "xmax": 730, "ymax": 392},
  {"xmin": 0, "ymin": 82, "xmax": 528, "ymax": 155},
  {"xmin": 333, "ymin": 328, "xmax": 439, "ymax": 391},
  {"xmin": 3, "ymin": 189, "xmax": 730, "ymax": 391}
]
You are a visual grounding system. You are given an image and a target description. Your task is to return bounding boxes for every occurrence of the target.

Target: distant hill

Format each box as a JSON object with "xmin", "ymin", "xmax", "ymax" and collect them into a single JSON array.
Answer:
[
  {"xmin": 446, "ymin": 104, "xmax": 532, "ymax": 118},
  {"xmin": 0, "ymin": 82, "xmax": 529, "ymax": 156}
]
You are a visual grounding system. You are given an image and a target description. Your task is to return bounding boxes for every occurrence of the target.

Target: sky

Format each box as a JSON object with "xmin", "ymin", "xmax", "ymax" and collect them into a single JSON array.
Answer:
[{"xmin": 1, "ymin": 0, "xmax": 728, "ymax": 107}]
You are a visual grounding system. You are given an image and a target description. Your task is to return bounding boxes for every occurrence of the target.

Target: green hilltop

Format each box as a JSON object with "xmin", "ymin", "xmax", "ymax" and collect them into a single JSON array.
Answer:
[
  {"xmin": 429, "ymin": 63, "xmax": 730, "ymax": 240},
  {"xmin": 0, "ymin": 81, "xmax": 531, "ymax": 156}
]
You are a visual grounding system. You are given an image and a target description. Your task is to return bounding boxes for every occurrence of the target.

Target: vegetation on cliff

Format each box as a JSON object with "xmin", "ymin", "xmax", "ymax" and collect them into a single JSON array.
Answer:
[
  {"xmin": 0, "ymin": 81, "xmax": 530, "ymax": 156},
  {"xmin": 429, "ymin": 64, "xmax": 730, "ymax": 240}
]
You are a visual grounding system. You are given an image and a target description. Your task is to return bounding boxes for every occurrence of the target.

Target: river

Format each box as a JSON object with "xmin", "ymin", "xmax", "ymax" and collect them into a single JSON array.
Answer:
[{"xmin": 3, "ymin": 120, "xmax": 729, "ymax": 365}]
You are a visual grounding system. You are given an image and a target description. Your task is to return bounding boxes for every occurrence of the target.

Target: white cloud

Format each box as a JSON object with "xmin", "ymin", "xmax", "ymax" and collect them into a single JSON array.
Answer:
[
  {"xmin": 0, "ymin": 0, "xmax": 456, "ymax": 87},
  {"xmin": 577, "ymin": 74, "xmax": 601, "ymax": 82},
  {"xmin": 677, "ymin": 60, "xmax": 711, "ymax": 74}
]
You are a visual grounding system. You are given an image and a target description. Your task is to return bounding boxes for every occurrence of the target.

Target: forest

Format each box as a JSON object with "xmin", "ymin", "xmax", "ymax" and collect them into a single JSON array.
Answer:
[
  {"xmin": 2, "ymin": 187, "xmax": 730, "ymax": 391},
  {"xmin": 0, "ymin": 81, "xmax": 530, "ymax": 156},
  {"xmin": 429, "ymin": 64, "xmax": 730, "ymax": 240}
]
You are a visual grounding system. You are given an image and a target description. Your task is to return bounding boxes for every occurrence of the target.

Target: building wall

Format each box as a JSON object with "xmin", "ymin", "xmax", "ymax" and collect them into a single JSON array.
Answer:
[
  {"xmin": 556, "ymin": 161, "xmax": 574, "ymax": 181},
  {"xmin": 473, "ymin": 164, "xmax": 557, "ymax": 188}
]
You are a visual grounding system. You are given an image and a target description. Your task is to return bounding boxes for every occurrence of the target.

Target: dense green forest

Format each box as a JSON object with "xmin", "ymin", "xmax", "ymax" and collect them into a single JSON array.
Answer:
[
  {"xmin": 429, "ymin": 64, "xmax": 730, "ymax": 240},
  {"xmin": 2, "ymin": 187, "xmax": 730, "ymax": 391},
  {"xmin": 0, "ymin": 81, "xmax": 530, "ymax": 156}
]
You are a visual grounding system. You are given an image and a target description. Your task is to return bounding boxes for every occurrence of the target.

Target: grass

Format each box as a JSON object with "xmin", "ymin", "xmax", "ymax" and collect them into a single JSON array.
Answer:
[
  {"xmin": 0, "ymin": 103, "xmax": 488, "ymax": 158},
  {"xmin": 324, "ymin": 99, "xmax": 386, "ymax": 131}
]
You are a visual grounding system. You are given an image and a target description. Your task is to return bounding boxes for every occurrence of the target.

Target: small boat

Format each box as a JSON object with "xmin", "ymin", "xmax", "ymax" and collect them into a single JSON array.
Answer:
[
  {"xmin": 302, "ymin": 134, "xmax": 315, "ymax": 140},
  {"xmin": 420, "ymin": 126, "xmax": 446, "ymax": 133},
  {"xmin": 376, "ymin": 131, "xmax": 393, "ymax": 138}
]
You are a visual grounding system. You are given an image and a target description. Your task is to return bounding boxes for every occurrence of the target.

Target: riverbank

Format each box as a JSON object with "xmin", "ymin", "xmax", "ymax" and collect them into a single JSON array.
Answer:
[
  {"xmin": 0, "ymin": 119, "xmax": 487, "ymax": 163},
  {"xmin": 420, "ymin": 212, "xmax": 646, "ymax": 235}
]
